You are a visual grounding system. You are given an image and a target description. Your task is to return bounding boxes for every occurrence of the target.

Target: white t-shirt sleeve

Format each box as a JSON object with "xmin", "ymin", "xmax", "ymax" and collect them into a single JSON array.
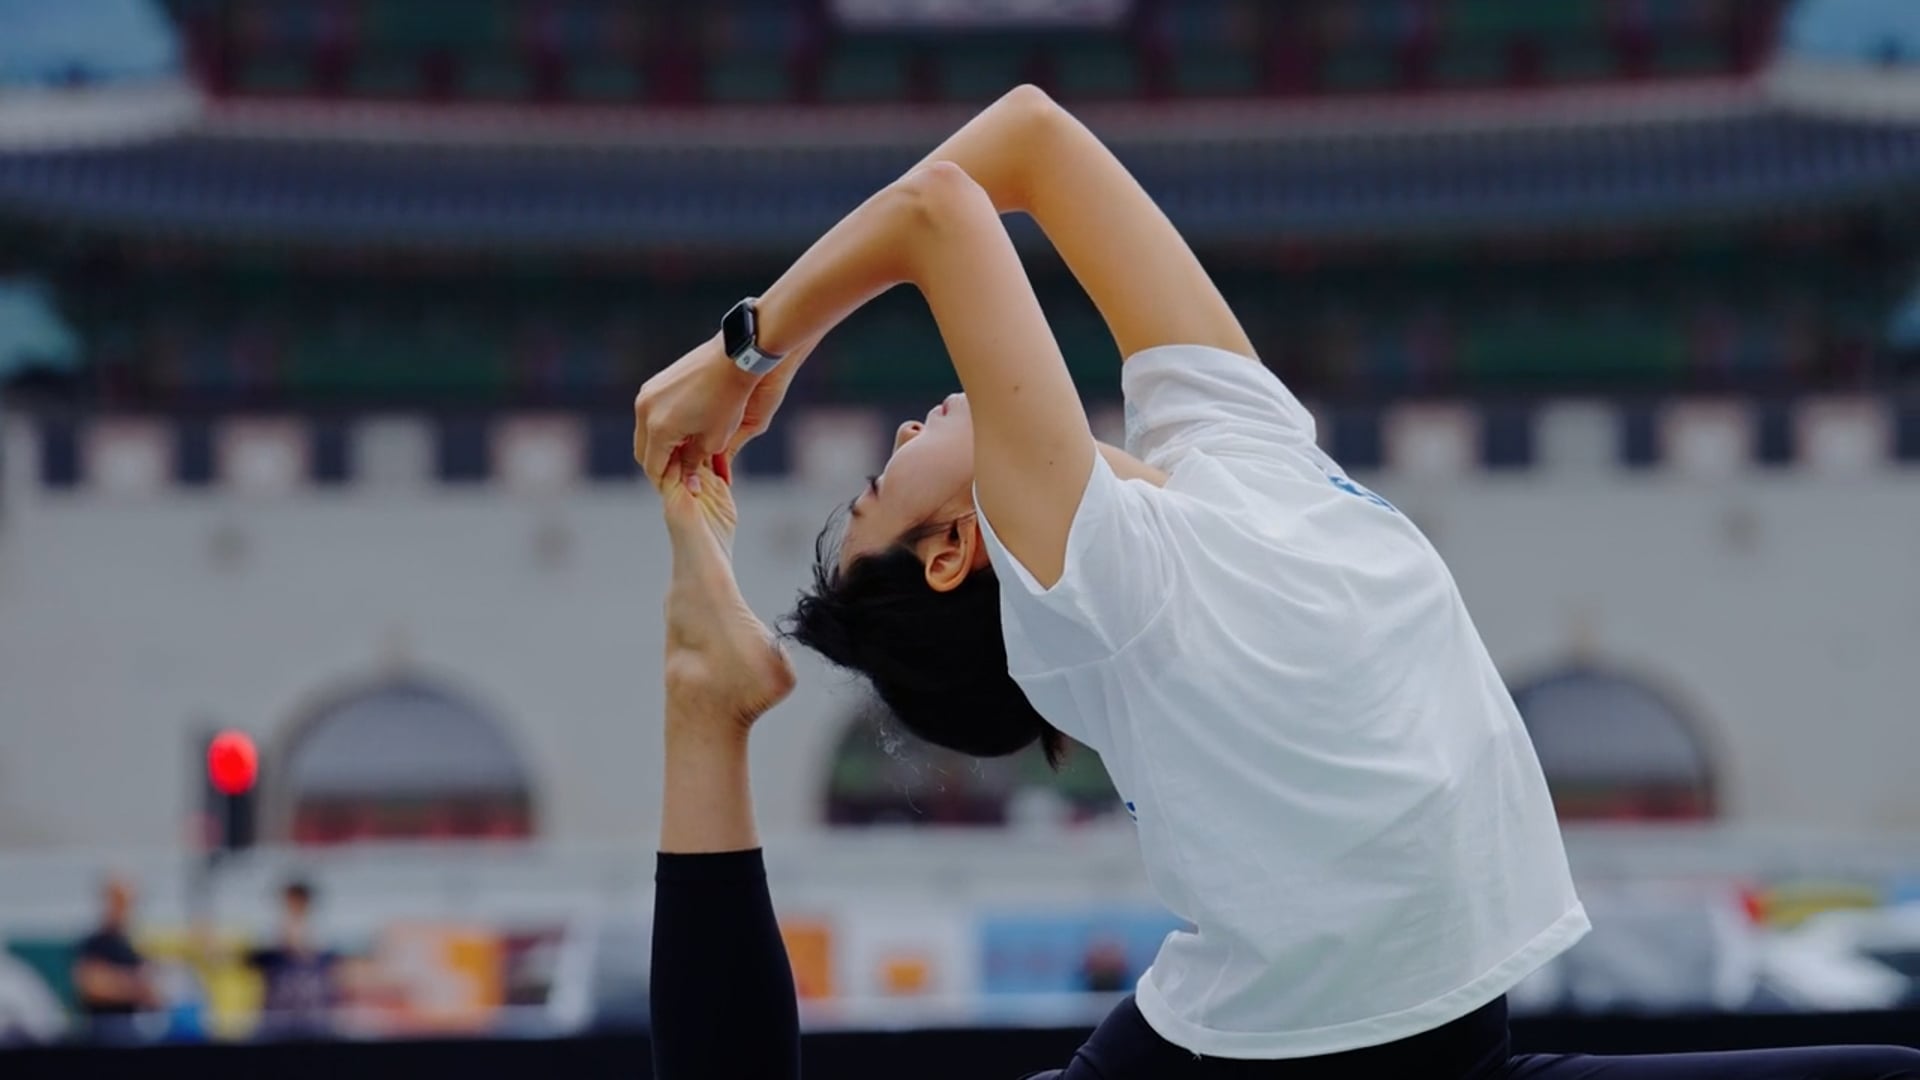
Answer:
[
  {"xmin": 1121, "ymin": 344, "xmax": 1318, "ymax": 469},
  {"xmin": 974, "ymin": 451, "xmax": 1176, "ymax": 675}
]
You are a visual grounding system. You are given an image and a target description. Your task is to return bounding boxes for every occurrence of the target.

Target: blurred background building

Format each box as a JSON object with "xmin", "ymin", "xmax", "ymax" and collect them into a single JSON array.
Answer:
[{"xmin": 1, "ymin": 0, "xmax": 1918, "ymax": 1061}]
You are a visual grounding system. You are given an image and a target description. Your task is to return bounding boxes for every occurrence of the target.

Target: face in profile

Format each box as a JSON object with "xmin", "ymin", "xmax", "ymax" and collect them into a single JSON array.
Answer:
[
  {"xmin": 788, "ymin": 389, "xmax": 1053, "ymax": 764},
  {"xmin": 838, "ymin": 392, "xmax": 979, "ymax": 569}
]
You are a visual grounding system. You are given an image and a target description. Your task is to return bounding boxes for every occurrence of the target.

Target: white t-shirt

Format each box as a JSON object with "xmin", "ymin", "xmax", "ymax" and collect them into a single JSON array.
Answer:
[{"xmin": 975, "ymin": 344, "xmax": 1589, "ymax": 1059}]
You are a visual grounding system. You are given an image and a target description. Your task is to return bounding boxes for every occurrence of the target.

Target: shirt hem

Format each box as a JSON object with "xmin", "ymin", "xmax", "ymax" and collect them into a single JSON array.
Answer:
[{"xmin": 1132, "ymin": 902, "xmax": 1590, "ymax": 1060}]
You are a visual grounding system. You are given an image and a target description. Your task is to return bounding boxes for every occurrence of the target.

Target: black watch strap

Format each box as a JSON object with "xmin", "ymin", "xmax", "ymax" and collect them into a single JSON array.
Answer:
[{"xmin": 723, "ymin": 297, "xmax": 784, "ymax": 377}]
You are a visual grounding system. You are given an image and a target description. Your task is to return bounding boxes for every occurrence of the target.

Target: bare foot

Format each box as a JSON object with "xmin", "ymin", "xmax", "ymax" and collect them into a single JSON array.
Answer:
[{"xmin": 660, "ymin": 463, "xmax": 795, "ymax": 728}]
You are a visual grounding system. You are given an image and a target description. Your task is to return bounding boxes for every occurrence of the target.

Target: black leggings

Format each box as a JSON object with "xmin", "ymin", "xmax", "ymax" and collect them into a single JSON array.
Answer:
[
  {"xmin": 1024, "ymin": 997, "xmax": 1920, "ymax": 1080},
  {"xmin": 650, "ymin": 851, "xmax": 1920, "ymax": 1080}
]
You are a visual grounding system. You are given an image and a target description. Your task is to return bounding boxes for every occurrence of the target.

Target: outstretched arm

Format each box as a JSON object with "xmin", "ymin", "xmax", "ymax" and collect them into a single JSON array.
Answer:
[
  {"xmin": 638, "ymin": 156, "xmax": 1095, "ymax": 584},
  {"xmin": 649, "ymin": 464, "xmax": 801, "ymax": 1080},
  {"xmin": 636, "ymin": 86, "xmax": 1241, "ymax": 582},
  {"xmin": 751, "ymin": 84, "xmax": 1252, "ymax": 365},
  {"xmin": 902, "ymin": 84, "xmax": 1254, "ymax": 363},
  {"xmin": 750, "ymin": 162, "xmax": 1093, "ymax": 585},
  {"xmin": 634, "ymin": 86, "xmax": 1247, "ymax": 494}
]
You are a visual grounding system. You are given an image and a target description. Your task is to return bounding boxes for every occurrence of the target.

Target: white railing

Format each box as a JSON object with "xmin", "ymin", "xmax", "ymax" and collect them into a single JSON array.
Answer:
[{"xmin": 5, "ymin": 824, "xmax": 1920, "ymax": 937}]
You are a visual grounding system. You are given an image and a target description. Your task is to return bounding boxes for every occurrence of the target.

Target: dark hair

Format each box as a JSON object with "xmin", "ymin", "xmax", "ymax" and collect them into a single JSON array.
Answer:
[
  {"xmin": 283, "ymin": 880, "xmax": 314, "ymax": 906},
  {"xmin": 786, "ymin": 511, "xmax": 1065, "ymax": 767}
]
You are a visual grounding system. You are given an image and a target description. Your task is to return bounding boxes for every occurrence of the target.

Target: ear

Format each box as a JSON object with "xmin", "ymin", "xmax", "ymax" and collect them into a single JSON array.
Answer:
[{"xmin": 921, "ymin": 516, "xmax": 986, "ymax": 593}]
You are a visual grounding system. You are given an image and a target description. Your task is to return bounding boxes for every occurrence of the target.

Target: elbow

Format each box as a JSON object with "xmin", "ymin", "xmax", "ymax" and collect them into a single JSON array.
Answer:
[
  {"xmin": 73, "ymin": 965, "xmax": 105, "ymax": 1000},
  {"xmin": 999, "ymin": 84, "xmax": 1071, "ymax": 153},
  {"xmin": 989, "ymin": 84, "xmax": 1068, "ymax": 207},
  {"xmin": 998, "ymin": 83, "xmax": 1066, "ymax": 131},
  {"xmin": 904, "ymin": 86, "xmax": 1062, "ymax": 220},
  {"xmin": 892, "ymin": 159, "xmax": 983, "ymax": 222},
  {"xmin": 885, "ymin": 160, "xmax": 995, "ymax": 260}
]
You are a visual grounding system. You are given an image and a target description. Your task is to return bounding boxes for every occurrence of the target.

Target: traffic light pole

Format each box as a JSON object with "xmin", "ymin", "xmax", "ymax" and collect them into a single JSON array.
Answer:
[
  {"xmin": 187, "ymin": 723, "xmax": 260, "ymax": 965},
  {"xmin": 187, "ymin": 728, "xmax": 219, "ymax": 947}
]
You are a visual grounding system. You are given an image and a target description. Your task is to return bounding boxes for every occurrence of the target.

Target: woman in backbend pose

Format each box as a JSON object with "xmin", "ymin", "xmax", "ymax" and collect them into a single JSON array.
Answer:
[{"xmin": 634, "ymin": 86, "xmax": 1920, "ymax": 1079}]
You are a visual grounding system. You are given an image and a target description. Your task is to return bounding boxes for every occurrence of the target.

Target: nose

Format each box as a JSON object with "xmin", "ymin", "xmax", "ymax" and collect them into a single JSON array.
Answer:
[{"xmin": 894, "ymin": 420, "xmax": 923, "ymax": 450}]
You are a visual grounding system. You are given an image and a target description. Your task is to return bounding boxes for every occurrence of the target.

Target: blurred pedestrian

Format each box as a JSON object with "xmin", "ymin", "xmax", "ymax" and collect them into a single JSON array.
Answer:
[
  {"xmin": 1079, "ymin": 938, "xmax": 1130, "ymax": 995},
  {"xmin": 244, "ymin": 879, "xmax": 340, "ymax": 1038},
  {"xmin": 72, "ymin": 875, "xmax": 157, "ymax": 1039}
]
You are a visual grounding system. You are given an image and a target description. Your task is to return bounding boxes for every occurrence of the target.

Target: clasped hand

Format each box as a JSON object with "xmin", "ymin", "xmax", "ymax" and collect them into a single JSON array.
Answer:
[
  {"xmin": 642, "ymin": 342, "xmax": 796, "ymax": 730},
  {"xmin": 631, "ymin": 333, "xmax": 798, "ymax": 488}
]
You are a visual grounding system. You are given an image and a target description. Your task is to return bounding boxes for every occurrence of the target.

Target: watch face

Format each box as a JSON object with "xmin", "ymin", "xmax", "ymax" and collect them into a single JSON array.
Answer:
[{"xmin": 722, "ymin": 300, "xmax": 755, "ymax": 360}]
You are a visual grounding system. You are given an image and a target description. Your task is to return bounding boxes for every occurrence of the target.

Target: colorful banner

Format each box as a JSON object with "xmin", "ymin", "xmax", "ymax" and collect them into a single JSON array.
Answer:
[
  {"xmin": 497, "ymin": 926, "xmax": 567, "ymax": 1009},
  {"xmin": 135, "ymin": 928, "xmax": 258, "ymax": 1039},
  {"xmin": 365, "ymin": 922, "xmax": 503, "ymax": 1035},
  {"xmin": 1748, "ymin": 882, "xmax": 1883, "ymax": 928},
  {"xmin": 781, "ymin": 919, "xmax": 836, "ymax": 1000},
  {"xmin": 977, "ymin": 908, "xmax": 1182, "ymax": 995},
  {"xmin": 837, "ymin": 902, "xmax": 974, "ymax": 1000}
]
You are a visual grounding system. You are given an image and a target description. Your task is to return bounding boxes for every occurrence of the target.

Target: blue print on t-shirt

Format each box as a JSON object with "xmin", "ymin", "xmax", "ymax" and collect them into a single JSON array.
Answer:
[{"xmin": 1328, "ymin": 473, "xmax": 1400, "ymax": 513}]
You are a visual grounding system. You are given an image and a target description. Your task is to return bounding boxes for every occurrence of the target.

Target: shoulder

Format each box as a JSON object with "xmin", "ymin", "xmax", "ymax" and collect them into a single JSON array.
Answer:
[
  {"xmin": 1121, "ymin": 344, "xmax": 1318, "ymax": 465},
  {"xmin": 78, "ymin": 931, "xmax": 134, "ymax": 961},
  {"xmin": 978, "ymin": 453, "xmax": 1180, "ymax": 674},
  {"xmin": 1120, "ymin": 344, "xmax": 1298, "ymax": 409}
]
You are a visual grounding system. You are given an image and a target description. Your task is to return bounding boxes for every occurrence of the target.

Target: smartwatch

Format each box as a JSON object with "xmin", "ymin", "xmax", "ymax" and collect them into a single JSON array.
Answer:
[{"xmin": 722, "ymin": 297, "xmax": 784, "ymax": 377}]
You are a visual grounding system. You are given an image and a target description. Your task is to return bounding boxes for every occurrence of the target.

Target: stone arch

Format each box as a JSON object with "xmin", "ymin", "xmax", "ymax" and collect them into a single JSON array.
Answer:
[
  {"xmin": 268, "ymin": 675, "xmax": 536, "ymax": 845},
  {"xmin": 822, "ymin": 696, "xmax": 1123, "ymax": 828},
  {"xmin": 1509, "ymin": 664, "xmax": 1719, "ymax": 822}
]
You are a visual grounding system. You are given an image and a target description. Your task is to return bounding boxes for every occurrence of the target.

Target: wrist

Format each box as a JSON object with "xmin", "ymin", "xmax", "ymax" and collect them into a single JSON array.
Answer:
[
  {"xmin": 747, "ymin": 289, "xmax": 806, "ymax": 361},
  {"xmin": 706, "ymin": 332, "xmax": 762, "ymax": 389}
]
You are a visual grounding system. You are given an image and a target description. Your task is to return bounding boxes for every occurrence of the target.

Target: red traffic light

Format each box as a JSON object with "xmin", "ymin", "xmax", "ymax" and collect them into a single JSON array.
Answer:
[{"xmin": 207, "ymin": 730, "xmax": 258, "ymax": 796}]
